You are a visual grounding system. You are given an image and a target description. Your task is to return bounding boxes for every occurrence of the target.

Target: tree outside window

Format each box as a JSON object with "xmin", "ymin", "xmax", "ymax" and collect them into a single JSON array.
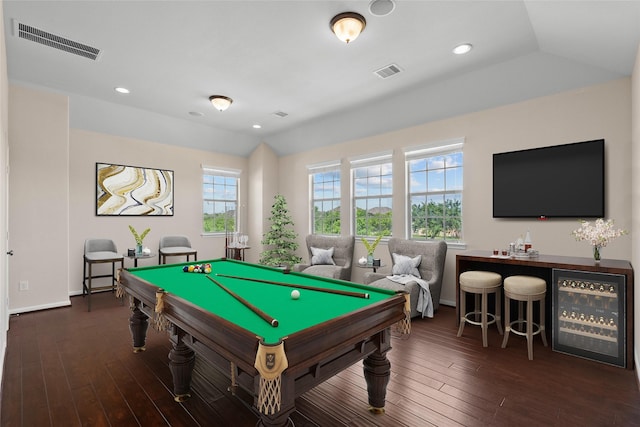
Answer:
[
  {"xmin": 352, "ymin": 160, "xmax": 392, "ymax": 237},
  {"xmin": 202, "ymin": 170, "xmax": 239, "ymax": 233},
  {"xmin": 311, "ymin": 169, "xmax": 341, "ymax": 235},
  {"xmin": 408, "ymin": 148, "xmax": 463, "ymax": 241}
]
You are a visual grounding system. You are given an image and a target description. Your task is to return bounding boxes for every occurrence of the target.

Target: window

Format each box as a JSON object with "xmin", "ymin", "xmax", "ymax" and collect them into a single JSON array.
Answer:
[
  {"xmin": 351, "ymin": 153, "xmax": 393, "ymax": 237},
  {"xmin": 309, "ymin": 162, "xmax": 341, "ymax": 235},
  {"xmin": 202, "ymin": 167, "xmax": 240, "ymax": 233},
  {"xmin": 406, "ymin": 139, "xmax": 463, "ymax": 241}
]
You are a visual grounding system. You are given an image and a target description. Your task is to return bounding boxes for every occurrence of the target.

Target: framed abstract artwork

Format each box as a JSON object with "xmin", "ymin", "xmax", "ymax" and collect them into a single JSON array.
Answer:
[{"xmin": 96, "ymin": 162, "xmax": 174, "ymax": 216}]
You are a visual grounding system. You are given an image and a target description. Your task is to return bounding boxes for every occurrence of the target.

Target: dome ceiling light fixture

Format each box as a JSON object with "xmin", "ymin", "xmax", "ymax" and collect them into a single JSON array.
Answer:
[
  {"xmin": 209, "ymin": 95, "xmax": 233, "ymax": 111},
  {"xmin": 330, "ymin": 12, "xmax": 366, "ymax": 44}
]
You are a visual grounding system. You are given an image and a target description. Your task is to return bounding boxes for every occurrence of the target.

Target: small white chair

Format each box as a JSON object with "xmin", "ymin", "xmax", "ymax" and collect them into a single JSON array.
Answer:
[
  {"xmin": 83, "ymin": 238, "xmax": 124, "ymax": 312},
  {"xmin": 457, "ymin": 270, "xmax": 503, "ymax": 347},
  {"xmin": 501, "ymin": 275, "xmax": 548, "ymax": 360},
  {"xmin": 159, "ymin": 235, "xmax": 197, "ymax": 264}
]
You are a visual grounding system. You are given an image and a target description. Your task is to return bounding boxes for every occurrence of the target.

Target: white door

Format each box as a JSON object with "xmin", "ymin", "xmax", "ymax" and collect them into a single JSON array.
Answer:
[{"xmin": 3, "ymin": 141, "xmax": 9, "ymax": 331}]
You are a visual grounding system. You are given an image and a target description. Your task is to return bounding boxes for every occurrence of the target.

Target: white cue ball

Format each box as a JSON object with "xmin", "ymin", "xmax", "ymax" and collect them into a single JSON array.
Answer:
[{"xmin": 291, "ymin": 289, "xmax": 300, "ymax": 300}]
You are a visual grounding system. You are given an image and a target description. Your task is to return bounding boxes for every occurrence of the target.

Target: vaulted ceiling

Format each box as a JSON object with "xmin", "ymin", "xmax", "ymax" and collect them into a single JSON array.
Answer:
[{"xmin": 4, "ymin": 1, "xmax": 640, "ymax": 157}]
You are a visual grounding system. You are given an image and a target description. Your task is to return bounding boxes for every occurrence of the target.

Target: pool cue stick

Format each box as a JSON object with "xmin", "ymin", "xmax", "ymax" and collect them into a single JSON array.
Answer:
[
  {"xmin": 216, "ymin": 274, "xmax": 370, "ymax": 299},
  {"xmin": 206, "ymin": 276, "xmax": 279, "ymax": 327}
]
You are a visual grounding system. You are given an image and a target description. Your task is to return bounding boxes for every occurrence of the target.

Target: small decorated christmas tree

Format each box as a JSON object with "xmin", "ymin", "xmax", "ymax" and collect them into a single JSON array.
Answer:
[{"xmin": 259, "ymin": 195, "xmax": 302, "ymax": 268}]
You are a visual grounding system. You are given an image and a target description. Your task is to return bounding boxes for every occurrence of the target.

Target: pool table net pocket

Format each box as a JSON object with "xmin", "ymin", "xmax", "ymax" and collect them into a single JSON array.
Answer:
[
  {"xmin": 254, "ymin": 341, "xmax": 289, "ymax": 415},
  {"xmin": 395, "ymin": 292, "xmax": 411, "ymax": 335}
]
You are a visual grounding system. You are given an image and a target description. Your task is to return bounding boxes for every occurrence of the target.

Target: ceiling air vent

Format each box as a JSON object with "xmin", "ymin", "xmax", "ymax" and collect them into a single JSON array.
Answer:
[
  {"xmin": 13, "ymin": 20, "xmax": 101, "ymax": 60},
  {"xmin": 273, "ymin": 111, "xmax": 289, "ymax": 118},
  {"xmin": 374, "ymin": 63, "xmax": 402, "ymax": 79}
]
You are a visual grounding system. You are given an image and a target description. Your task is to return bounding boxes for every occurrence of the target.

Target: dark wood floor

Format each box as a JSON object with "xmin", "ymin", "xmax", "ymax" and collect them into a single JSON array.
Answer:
[{"xmin": 2, "ymin": 291, "xmax": 639, "ymax": 426}]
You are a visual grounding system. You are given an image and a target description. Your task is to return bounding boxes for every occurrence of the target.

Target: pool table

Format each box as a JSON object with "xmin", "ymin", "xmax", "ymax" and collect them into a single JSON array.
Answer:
[{"xmin": 118, "ymin": 258, "xmax": 409, "ymax": 427}]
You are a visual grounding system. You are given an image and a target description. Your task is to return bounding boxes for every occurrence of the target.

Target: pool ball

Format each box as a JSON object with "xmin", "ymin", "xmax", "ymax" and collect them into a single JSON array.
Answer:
[{"xmin": 291, "ymin": 290, "xmax": 300, "ymax": 300}]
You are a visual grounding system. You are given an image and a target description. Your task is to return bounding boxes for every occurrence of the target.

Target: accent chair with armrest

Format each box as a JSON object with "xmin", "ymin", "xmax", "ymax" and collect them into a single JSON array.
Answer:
[
  {"xmin": 159, "ymin": 235, "xmax": 197, "ymax": 264},
  {"xmin": 292, "ymin": 235, "xmax": 355, "ymax": 281},
  {"xmin": 363, "ymin": 238, "xmax": 447, "ymax": 318}
]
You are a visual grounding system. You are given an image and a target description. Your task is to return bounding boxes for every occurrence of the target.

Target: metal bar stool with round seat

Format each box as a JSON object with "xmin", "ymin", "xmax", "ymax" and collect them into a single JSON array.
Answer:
[
  {"xmin": 457, "ymin": 270, "xmax": 503, "ymax": 347},
  {"xmin": 501, "ymin": 275, "xmax": 548, "ymax": 360}
]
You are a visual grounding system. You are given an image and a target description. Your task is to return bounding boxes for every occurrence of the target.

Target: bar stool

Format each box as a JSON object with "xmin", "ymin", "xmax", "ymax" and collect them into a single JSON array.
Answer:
[
  {"xmin": 83, "ymin": 238, "xmax": 124, "ymax": 312},
  {"xmin": 159, "ymin": 235, "xmax": 197, "ymax": 264},
  {"xmin": 501, "ymin": 275, "xmax": 548, "ymax": 360},
  {"xmin": 457, "ymin": 271, "xmax": 503, "ymax": 347}
]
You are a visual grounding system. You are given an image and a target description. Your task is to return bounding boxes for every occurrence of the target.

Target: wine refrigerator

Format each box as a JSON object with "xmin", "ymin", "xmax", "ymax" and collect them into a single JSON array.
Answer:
[{"xmin": 552, "ymin": 268, "xmax": 626, "ymax": 368}]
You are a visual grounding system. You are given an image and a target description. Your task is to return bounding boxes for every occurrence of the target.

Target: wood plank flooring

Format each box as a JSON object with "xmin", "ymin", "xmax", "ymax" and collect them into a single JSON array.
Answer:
[{"xmin": 2, "ymin": 291, "xmax": 639, "ymax": 426}]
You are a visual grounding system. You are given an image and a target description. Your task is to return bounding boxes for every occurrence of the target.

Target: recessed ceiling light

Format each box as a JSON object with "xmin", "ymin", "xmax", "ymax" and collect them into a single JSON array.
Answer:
[
  {"xmin": 189, "ymin": 111, "xmax": 204, "ymax": 117},
  {"xmin": 114, "ymin": 87, "xmax": 130, "ymax": 94},
  {"xmin": 369, "ymin": 0, "xmax": 395, "ymax": 17},
  {"xmin": 453, "ymin": 43, "xmax": 473, "ymax": 55},
  {"xmin": 252, "ymin": 124, "xmax": 262, "ymax": 129}
]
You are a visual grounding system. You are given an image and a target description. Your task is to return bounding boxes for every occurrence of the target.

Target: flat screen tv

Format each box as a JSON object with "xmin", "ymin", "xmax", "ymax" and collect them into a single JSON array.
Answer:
[{"xmin": 493, "ymin": 139, "xmax": 605, "ymax": 218}]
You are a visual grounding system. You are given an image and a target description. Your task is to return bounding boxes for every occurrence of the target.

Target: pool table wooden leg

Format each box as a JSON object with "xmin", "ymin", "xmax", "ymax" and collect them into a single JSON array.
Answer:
[
  {"xmin": 256, "ymin": 373, "xmax": 295, "ymax": 427},
  {"xmin": 257, "ymin": 402, "xmax": 295, "ymax": 427},
  {"xmin": 129, "ymin": 301, "xmax": 148, "ymax": 353},
  {"xmin": 169, "ymin": 327, "xmax": 195, "ymax": 402},
  {"xmin": 363, "ymin": 328, "xmax": 392, "ymax": 414}
]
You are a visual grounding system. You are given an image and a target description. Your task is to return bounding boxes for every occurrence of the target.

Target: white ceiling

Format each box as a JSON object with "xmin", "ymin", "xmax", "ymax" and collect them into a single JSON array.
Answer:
[{"xmin": 3, "ymin": 1, "xmax": 640, "ymax": 157}]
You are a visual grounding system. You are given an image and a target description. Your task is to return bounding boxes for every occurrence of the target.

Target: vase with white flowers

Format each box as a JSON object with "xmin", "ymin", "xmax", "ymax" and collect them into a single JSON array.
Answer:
[
  {"xmin": 129, "ymin": 225, "xmax": 151, "ymax": 255},
  {"xmin": 571, "ymin": 219, "xmax": 626, "ymax": 262},
  {"xmin": 362, "ymin": 235, "xmax": 383, "ymax": 265}
]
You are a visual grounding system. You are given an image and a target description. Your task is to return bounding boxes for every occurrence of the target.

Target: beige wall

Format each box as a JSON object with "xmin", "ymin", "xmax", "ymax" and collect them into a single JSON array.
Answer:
[
  {"xmin": 247, "ymin": 143, "xmax": 278, "ymax": 264},
  {"xmin": 279, "ymin": 78, "xmax": 632, "ymax": 307},
  {"xmin": 631, "ymin": 44, "xmax": 640, "ymax": 380},
  {"xmin": 67, "ymin": 129, "xmax": 248, "ymax": 295},
  {"xmin": 8, "ymin": 85, "xmax": 70, "ymax": 311},
  {"xmin": 8, "ymin": 84, "xmax": 248, "ymax": 309}
]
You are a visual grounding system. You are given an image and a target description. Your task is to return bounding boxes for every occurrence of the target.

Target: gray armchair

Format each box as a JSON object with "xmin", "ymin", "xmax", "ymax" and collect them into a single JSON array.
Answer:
[
  {"xmin": 293, "ymin": 235, "xmax": 355, "ymax": 281},
  {"xmin": 363, "ymin": 238, "xmax": 447, "ymax": 318}
]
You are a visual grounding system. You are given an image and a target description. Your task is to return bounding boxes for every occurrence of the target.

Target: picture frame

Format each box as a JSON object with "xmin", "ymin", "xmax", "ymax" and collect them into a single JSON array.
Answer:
[{"xmin": 96, "ymin": 162, "xmax": 174, "ymax": 216}]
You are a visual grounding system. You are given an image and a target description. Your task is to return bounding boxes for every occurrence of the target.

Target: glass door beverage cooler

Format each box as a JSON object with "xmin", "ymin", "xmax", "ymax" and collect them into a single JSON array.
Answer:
[{"xmin": 552, "ymin": 268, "xmax": 626, "ymax": 368}]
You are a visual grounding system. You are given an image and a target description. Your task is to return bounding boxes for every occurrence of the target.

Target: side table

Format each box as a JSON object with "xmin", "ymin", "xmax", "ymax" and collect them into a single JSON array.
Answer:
[
  {"xmin": 357, "ymin": 263, "xmax": 385, "ymax": 273},
  {"xmin": 124, "ymin": 252, "xmax": 156, "ymax": 267}
]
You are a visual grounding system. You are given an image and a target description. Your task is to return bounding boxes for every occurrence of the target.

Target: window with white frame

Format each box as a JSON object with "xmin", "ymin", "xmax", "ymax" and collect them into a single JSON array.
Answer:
[
  {"xmin": 406, "ymin": 139, "xmax": 463, "ymax": 241},
  {"xmin": 309, "ymin": 161, "xmax": 341, "ymax": 235},
  {"xmin": 202, "ymin": 166, "xmax": 240, "ymax": 234},
  {"xmin": 351, "ymin": 153, "xmax": 393, "ymax": 237}
]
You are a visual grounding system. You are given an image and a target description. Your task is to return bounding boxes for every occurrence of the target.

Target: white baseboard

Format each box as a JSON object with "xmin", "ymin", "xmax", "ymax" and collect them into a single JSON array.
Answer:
[
  {"xmin": 8, "ymin": 299, "xmax": 71, "ymax": 315},
  {"xmin": 439, "ymin": 299, "xmax": 456, "ymax": 307}
]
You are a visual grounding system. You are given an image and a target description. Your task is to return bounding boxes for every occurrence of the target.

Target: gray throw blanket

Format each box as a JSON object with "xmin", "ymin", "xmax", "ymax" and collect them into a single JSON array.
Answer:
[{"xmin": 386, "ymin": 274, "xmax": 434, "ymax": 318}]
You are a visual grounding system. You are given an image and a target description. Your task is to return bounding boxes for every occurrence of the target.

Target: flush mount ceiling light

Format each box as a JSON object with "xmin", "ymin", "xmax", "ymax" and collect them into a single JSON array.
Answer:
[
  {"xmin": 209, "ymin": 95, "xmax": 233, "ymax": 111},
  {"xmin": 114, "ymin": 87, "xmax": 130, "ymax": 94},
  {"xmin": 453, "ymin": 43, "xmax": 473, "ymax": 55},
  {"xmin": 330, "ymin": 12, "xmax": 366, "ymax": 43}
]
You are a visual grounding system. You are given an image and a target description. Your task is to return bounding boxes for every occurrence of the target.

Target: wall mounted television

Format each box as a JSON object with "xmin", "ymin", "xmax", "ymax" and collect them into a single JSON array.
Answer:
[{"xmin": 493, "ymin": 139, "xmax": 605, "ymax": 218}]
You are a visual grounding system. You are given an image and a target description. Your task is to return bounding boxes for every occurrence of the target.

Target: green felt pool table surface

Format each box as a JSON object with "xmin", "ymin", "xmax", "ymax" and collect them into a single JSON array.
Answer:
[{"xmin": 127, "ymin": 258, "xmax": 397, "ymax": 344}]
